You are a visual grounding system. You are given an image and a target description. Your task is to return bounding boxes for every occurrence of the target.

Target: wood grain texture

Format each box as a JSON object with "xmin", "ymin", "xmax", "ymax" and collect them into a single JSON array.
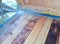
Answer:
[
  {"xmin": 34, "ymin": 18, "xmax": 52, "ymax": 44},
  {"xmin": 24, "ymin": 17, "xmax": 46, "ymax": 44},
  {"xmin": 11, "ymin": 16, "xmax": 40, "ymax": 44},
  {"xmin": 0, "ymin": 14, "xmax": 29, "ymax": 43},
  {"xmin": 16, "ymin": 0, "xmax": 60, "ymax": 16},
  {"xmin": 1, "ymin": 14, "xmax": 33, "ymax": 44}
]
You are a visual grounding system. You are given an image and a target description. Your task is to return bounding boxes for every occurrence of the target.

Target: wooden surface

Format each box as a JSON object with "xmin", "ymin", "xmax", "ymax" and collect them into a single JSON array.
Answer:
[
  {"xmin": 35, "ymin": 18, "xmax": 52, "ymax": 44},
  {"xmin": 1, "ymin": 14, "xmax": 33, "ymax": 44},
  {"xmin": 11, "ymin": 15, "xmax": 40, "ymax": 44},
  {"xmin": 0, "ymin": 14, "xmax": 60, "ymax": 44},
  {"xmin": 24, "ymin": 17, "xmax": 46, "ymax": 44},
  {"xmin": 16, "ymin": 0, "xmax": 60, "ymax": 16}
]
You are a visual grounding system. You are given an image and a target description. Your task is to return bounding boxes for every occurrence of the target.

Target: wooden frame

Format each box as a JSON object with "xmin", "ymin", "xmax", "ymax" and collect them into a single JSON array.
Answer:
[{"xmin": 16, "ymin": 0, "xmax": 60, "ymax": 16}]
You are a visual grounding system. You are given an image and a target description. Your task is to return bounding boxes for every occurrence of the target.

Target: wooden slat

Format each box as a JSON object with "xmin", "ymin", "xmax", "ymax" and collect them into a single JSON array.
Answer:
[
  {"xmin": 1, "ymin": 15, "xmax": 33, "ymax": 44},
  {"xmin": 11, "ymin": 16, "xmax": 40, "ymax": 44},
  {"xmin": 24, "ymin": 17, "xmax": 46, "ymax": 44},
  {"xmin": 34, "ymin": 18, "xmax": 52, "ymax": 44},
  {"xmin": 0, "ymin": 14, "xmax": 29, "ymax": 43}
]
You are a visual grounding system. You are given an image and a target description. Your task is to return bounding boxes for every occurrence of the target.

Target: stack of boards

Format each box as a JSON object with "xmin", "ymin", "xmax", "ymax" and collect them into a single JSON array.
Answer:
[
  {"xmin": 16, "ymin": 0, "xmax": 60, "ymax": 16},
  {"xmin": 0, "ymin": 13, "xmax": 60, "ymax": 44}
]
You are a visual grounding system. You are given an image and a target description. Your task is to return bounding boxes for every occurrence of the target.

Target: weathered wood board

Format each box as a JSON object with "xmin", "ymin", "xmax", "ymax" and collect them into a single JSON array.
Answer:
[{"xmin": 16, "ymin": 0, "xmax": 60, "ymax": 16}]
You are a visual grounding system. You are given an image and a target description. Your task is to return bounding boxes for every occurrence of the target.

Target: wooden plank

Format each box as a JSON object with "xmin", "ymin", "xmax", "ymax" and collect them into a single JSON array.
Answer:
[
  {"xmin": 34, "ymin": 18, "xmax": 52, "ymax": 44},
  {"xmin": 0, "ymin": 14, "xmax": 29, "ymax": 43},
  {"xmin": 24, "ymin": 17, "xmax": 46, "ymax": 44},
  {"xmin": 11, "ymin": 16, "xmax": 40, "ymax": 44},
  {"xmin": 1, "ymin": 14, "xmax": 33, "ymax": 44}
]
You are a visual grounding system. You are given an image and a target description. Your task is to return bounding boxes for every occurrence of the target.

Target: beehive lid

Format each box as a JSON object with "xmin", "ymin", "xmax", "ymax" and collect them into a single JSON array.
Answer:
[{"xmin": 16, "ymin": 0, "xmax": 60, "ymax": 19}]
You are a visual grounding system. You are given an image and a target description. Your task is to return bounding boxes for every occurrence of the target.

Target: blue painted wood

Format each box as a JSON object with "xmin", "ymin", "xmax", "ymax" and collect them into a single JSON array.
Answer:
[
  {"xmin": 0, "ymin": 11, "xmax": 24, "ymax": 28},
  {"xmin": 21, "ymin": 9, "xmax": 60, "ymax": 20}
]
